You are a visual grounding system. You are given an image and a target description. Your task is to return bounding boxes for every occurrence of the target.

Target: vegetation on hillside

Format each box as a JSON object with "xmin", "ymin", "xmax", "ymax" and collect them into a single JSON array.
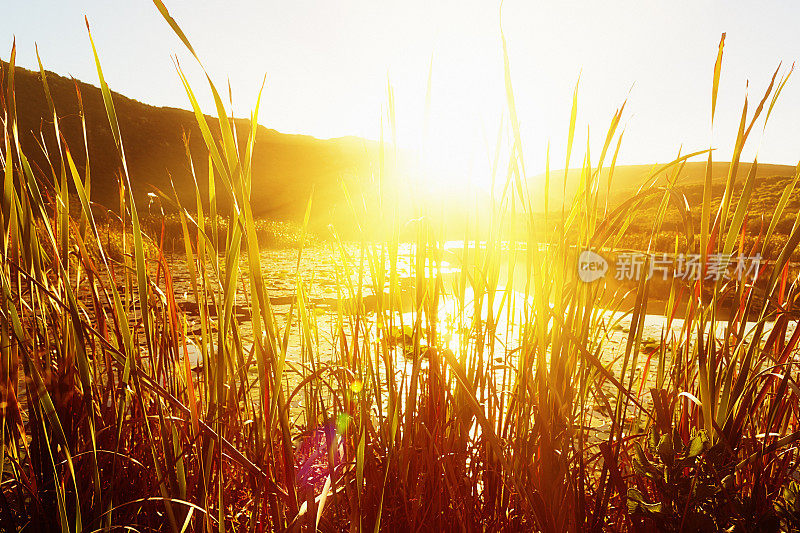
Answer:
[{"xmin": 0, "ymin": 57, "xmax": 375, "ymax": 225}]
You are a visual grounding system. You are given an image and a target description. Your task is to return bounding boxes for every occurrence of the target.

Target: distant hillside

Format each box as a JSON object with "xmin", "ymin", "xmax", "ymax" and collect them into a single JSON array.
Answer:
[
  {"xmin": 0, "ymin": 60, "xmax": 378, "ymax": 227},
  {"xmin": 529, "ymin": 162, "xmax": 796, "ymax": 211},
  {"xmin": 524, "ymin": 161, "xmax": 800, "ymax": 256},
  {"xmin": 4, "ymin": 60, "xmax": 796, "ymax": 243}
]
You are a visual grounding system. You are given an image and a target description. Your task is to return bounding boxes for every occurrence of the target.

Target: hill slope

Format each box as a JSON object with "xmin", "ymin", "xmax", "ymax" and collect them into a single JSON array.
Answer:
[
  {"xmin": 528, "ymin": 162, "xmax": 796, "ymax": 211},
  {"xmin": 4, "ymin": 60, "xmax": 796, "ymax": 240},
  {"xmin": 1, "ymin": 60, "xmax": 377, "ymax": 226}
]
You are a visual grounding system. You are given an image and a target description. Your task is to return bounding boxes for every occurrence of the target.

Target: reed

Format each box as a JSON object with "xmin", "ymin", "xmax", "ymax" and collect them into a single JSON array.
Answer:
[{"xmin": 0, "ymin": 5, "xmax": 799, "ymax": 531}]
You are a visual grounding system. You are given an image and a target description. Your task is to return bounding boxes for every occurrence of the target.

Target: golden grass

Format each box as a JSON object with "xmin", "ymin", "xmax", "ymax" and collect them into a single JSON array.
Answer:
[{"xmin": 0, "ymin": 6, "xmax": 799, "ymax": 532}]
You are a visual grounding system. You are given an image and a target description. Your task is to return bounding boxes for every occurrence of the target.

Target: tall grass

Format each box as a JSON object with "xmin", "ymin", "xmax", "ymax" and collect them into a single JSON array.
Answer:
[{"xmin": 0, "ymin": 4, "xmax": 799, "ymax": 531}]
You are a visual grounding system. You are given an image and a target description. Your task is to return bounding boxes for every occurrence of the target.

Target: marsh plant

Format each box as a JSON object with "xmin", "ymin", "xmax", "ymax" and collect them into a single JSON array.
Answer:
[{"xmin": 0, "ymin": 4, "xmax": 799, "ymax": 532}]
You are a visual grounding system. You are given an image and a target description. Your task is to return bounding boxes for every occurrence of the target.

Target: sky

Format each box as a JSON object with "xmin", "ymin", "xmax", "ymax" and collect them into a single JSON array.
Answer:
[{"xmin": 2, "ymin": 0, "xmax": 799, "ymax": 187}]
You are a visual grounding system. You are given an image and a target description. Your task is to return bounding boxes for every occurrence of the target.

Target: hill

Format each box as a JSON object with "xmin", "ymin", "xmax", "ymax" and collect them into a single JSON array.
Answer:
[
  {"xmin": 528, "ymin": 162, "xmax": 796, "ymax": 211},
  {"xmin": 4, "ymin": 59, "xmax": 796, "ymax": 244},
  {"xmin": 1, "ymin": 60, "xmax": 378, "ymax": 227},
  {"xmin": 526, "ymin": 161, "xmax": 799, "ymax": 256}
]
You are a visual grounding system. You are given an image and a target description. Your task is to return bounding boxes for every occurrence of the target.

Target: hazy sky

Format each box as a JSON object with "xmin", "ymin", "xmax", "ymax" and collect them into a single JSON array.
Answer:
[{"xmin": 2, "ymin": 0, "xmax": 799, "ymax": 184}]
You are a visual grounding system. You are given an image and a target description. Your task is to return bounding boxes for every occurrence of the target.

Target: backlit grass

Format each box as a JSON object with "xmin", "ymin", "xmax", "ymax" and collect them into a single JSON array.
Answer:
[{"xmin": 0, "ymin": 6, "xmax": 799, "ymax": 532}]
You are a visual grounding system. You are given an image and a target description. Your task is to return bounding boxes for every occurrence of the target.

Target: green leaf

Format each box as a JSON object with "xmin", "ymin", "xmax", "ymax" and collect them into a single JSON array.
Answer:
[
  {"xmin": 657, "ymin": 433, "xmax": 674, "ymax": 465},
  {"xmin": 688, "ymin": 430, "xmax": 710, "ymax": 459},
  {"xmin": 627, "ymin": 488, "xmax": 663, "ymax": 516}
]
